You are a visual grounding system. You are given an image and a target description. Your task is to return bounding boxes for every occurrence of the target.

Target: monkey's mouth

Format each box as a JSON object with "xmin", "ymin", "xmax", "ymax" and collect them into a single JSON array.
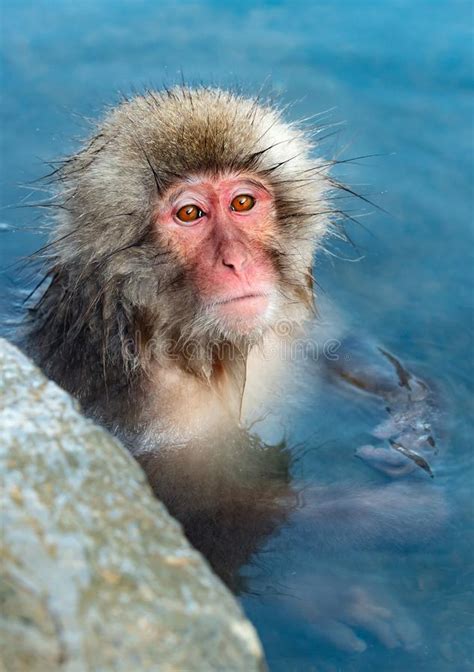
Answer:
[
  {"xmin": 214, "ymin": 292, "xmax": 268, "ymax": 306},
  {"xmin": 210, "ymin": 292, "xmax": 271, "ymax": 323}
]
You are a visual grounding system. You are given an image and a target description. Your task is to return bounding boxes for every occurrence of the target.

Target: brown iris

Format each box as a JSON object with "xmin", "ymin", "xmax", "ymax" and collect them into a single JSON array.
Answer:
[
  {"xmin": 176, "ymin": 204, "xmax": 204, "ymax": 223},
  {"xmin": 230, "ymin": 194, "xmax": 255, "ymax": 212}
]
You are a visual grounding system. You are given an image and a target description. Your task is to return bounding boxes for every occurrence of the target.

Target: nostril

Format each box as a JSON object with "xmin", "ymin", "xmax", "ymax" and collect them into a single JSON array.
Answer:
[{"xmin": 222, "ymin": 258, "xmax": 237, "ymax": 270}]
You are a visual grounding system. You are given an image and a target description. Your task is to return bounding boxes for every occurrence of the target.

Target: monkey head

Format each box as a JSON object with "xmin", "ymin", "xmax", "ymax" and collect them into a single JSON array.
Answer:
[{"xmin": 40, "ymin": 87, "xmax": 332, "ymax": 374}]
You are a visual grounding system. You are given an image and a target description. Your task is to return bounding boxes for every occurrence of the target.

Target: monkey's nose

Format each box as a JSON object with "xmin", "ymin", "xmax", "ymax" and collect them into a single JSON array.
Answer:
[{"xmin": 221, "ymin": 243, "xmax": 249, "ymax": 273}]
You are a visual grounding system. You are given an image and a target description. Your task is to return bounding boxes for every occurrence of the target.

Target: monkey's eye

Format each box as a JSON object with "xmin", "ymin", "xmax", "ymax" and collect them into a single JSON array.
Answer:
[
  {"xmin": 230, "ymin": 194, "xmax": 255, "ymax": 212},
  {"xmin": 176, "ymin": 204, "xmax": 205, "ymax": 223}
]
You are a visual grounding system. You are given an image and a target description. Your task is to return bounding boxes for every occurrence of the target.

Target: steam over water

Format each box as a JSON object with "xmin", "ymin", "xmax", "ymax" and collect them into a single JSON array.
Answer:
[{"xmin": 1, "ymin": 1, "xmax": 472, "ymax": 670}]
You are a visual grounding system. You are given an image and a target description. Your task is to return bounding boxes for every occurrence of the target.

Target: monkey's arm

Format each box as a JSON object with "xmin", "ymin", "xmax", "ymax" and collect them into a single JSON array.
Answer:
[{"xmin": 322, "ymin": 336, "xmax": 439, "ymax": 478}]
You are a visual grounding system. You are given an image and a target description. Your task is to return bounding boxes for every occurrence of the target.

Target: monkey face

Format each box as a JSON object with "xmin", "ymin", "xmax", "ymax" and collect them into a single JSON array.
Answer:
[{"xmin": 154, "ymin": 173, "xmax": 280, "ymax": 337}]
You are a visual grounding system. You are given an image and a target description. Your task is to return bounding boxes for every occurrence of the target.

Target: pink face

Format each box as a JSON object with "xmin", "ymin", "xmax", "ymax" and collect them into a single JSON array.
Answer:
[{"xmin": 154, "ymin": 174, "xmax": 279, "ymax": 332}]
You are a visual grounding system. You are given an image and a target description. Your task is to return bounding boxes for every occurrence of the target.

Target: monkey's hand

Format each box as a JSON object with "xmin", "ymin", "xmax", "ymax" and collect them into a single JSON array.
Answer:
[
  {"xmin": 278, "ymin": 570, "xmax": 422, "ymax": 654},
  {"xmin": 306, "ymin": 582, "xmax": 420, "ymax": 653},
  {"xmin": 324, "ymin": 336, "xmax": 439, "ymax": 478}
]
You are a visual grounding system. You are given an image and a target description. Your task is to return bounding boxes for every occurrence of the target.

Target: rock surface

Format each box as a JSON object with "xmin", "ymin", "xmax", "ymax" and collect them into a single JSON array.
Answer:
[{"xmin": 0, "ymin": 338, "xmax": 265, "ymax": 672}]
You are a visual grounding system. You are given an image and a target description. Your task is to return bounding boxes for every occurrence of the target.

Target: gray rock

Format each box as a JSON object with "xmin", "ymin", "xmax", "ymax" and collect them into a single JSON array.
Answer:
[{"xmin": 0, "ymin": 338, "xmax": 266, "ymax": 672}]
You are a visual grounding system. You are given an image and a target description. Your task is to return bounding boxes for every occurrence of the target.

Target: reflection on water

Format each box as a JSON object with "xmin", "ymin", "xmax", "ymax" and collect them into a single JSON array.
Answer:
[{"xmin": 1, "ymin": 0, "xmax": 472, "ymax": 670}]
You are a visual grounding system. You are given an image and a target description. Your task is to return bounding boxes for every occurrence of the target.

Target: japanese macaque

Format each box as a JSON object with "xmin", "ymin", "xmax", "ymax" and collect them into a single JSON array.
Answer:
[
  {"xmin": 23, "ymin": 87, "xmax": 445, "ymax": 654},
  {"xmin": 26, "ymin": 87, "xmax": 328, "ymax": 443}
]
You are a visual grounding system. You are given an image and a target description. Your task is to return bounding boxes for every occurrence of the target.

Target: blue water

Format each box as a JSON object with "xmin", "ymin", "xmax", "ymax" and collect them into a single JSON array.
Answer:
[{"xmin": 1, "ymin": 1, "xmax": 473, "ymax": 670}]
